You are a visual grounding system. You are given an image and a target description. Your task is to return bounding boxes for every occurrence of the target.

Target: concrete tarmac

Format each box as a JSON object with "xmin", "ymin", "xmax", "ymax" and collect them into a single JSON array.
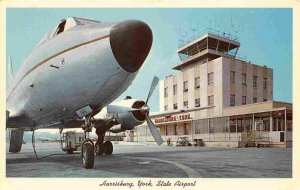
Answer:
[{"xmin": 6, "ymin": 142, "xmax": 292, "ymax": 178}]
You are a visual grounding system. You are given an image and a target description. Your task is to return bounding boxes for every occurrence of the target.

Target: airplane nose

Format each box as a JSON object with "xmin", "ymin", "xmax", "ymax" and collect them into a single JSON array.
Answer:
[{"xmin": 110, "ymin": 20, "xmax": 153, "ymax": 73}]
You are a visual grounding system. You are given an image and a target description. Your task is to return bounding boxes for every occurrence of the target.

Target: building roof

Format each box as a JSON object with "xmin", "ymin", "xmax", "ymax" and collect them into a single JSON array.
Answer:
[
  {"xmin": 149, "ymin": 101, "xmax": 292, "ymax": 120},
  {"xmin": 173, "ymin": 33, "xmax": 240, "ymax": 71}
]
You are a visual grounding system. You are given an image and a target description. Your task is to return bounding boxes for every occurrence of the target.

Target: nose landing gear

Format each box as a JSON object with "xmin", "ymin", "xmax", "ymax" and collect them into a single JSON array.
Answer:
[
  {"xmin": 80, "ymin": 115, "xmax": 114, "ymax": 169},
  {"xmin": 81, "ymin": 138, "xmax": 94, "ymax": 169},
  {"xmin": 81, "ymin": 115, "xmax": 95, "ymax": 169}
]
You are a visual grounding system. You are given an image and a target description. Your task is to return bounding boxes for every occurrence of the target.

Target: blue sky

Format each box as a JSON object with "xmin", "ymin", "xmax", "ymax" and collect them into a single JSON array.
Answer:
[{"xmin": 6, "ymin": 8, "xmax": 292, "ymax": 112}]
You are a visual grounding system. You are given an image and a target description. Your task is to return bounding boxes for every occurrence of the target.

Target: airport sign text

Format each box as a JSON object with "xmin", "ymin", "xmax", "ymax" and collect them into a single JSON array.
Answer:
[{"xmin": 154, "ymin": 114, "xmax": 192, "ymax": 124}]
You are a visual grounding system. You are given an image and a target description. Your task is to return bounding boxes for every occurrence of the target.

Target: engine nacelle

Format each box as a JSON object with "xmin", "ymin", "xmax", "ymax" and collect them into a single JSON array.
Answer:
[
  {"xmin": 109, "ymin": 124, "xmax": 134, "ymax": 133},
  {"xmin": 108, "ymin": 99, "xmax": 147, "ymax": 131}
]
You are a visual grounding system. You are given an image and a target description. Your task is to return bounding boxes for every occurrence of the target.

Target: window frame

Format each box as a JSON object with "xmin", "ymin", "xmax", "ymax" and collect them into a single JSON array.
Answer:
[
  {"xmin": 184, "ymin": 123, "xmax": 189, "ymax": 135},
  {"xmin": 230, "ymin": 94, "xmax": 235, "ymax": 107},
  {"xmin": 164, "ymin": 87, "xmax": 168, "ymax": 97},
  {"xmin": 174, "ymin": 124, "xmax": 178, "ymax": 135},
  {"xmin": 242, "ymin": 73, "xmax": 247, "ymax": 86},
  {"xmin": 208, "ymin": 72, "xmax": 214, "ymax": 85},
  {"xmin": 253, "ymin": 97, "xmax": 257, "ymax": 103},
  {"xmin": 195, "ymin": 77, "xmax": 200, "ymax": 89},
  {"xmin": 164, "ymin": 105, "xmax": 168, "ymax": 111},
  {"xmin": 195, "ymin": 98, "xmax": 200, "ymax": 107},
  {"xmin": 183, "ymin": 81, "xmax": 188, "ymax": 92},
  {"xmin": 242, "ymin": 96, "xmax": 247, "ymax": 105},
  {"xmin": 173, "ymin": 84, "xmax": 177, "ymax": 95},
  {"xmin": 208, "ymin": 95, "xmax": 214, "ymax": 106},
  {"xmin": 253, "ymin": 76, "xmax": 257, "ymax": 88},
  {"xmin": 230, "ymin": 71, "xmax": 235, "ymax": 83},
  {"xmin": 173, "ymin": 103, "xmax": 178, "ymax": 110},
  {"xmin": 263, "ymin": 78, "xmax": 267, "ymax": 89},
  {"xmin": 184, "ymin": 101, "xmax": 188, "ymax": 108}
]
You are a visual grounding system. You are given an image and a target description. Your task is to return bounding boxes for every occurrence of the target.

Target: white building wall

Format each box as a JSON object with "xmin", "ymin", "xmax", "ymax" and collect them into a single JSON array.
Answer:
[
  {"xmin": 177, "ymin": 73, "xmax": 184, "ymax": 109},
  {"xmin": 167, "ymin": 77, "xmax": 173, "ymax": 110},
  {"xmin": 222, "ymin": 58, "xmax": 231, "ymax": 108},
  {"xmin": 247, "ymin": 64, "xmax": 253, "ymax": 104},
  {"xmin": 188, "ymin": 68, "xmax": 195, "ymax": 108},
  {"xmin": 267, "ymin": 69, "xmax": 273, "ymax": 100},
  {"xmin": 213, "ymin": 58, "xmax": 223, "ymax": 115},
  {"xmin": 159, "ymin": 80, "xmax": 164, "ymax": 112},
  {"xmin": 257, "ymin": 68, "xmax": 263, "ymax": 102},
  {"xmin": 161, "ymin": 59, "xmax": 273, "ymax": 113},
  {"xmin": 235, "ymin": 60, "xmax": 242, "ymax": 105},
  {"xmin": 200, "ymin": 63, "xmax": 208, "ymax": 117}
]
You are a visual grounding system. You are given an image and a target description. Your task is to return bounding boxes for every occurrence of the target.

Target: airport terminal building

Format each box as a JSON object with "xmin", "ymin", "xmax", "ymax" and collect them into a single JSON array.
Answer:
[{"xmin": 134, "ymin": 32, "xmax": 292, "ymax": 148}]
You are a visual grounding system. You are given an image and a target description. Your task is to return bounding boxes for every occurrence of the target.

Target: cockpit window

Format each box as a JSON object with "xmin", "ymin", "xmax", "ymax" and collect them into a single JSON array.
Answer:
[
  {"xmin": 73, "ymin": 17, "xmax": 101, "ymax": 25},
  {"xmin": 34, "ymin": 17, "xmax": 101, "ymax": 49},
  {"xmin": 53, "ymin": 18, "xmax": 78, "ymax": 37},
  {"xmin": 55, "ymin": 19, "xmax": 66, "ymax": 35}
]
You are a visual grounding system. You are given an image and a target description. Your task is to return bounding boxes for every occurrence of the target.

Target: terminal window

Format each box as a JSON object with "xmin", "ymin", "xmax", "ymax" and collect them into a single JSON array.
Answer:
[
  {"xmin": 173, "ymin": 84, "xmax": 177, "ymax": 95},
  {"xmin": 195, "ymin": 98, "xmax": 200, "ymax": 107},
  {"xmin": 164, "ymin": 105, "xmax": 168, "ymax": 111},
  {"xmin": 164, "ymin": 125, "xmax": 168, "ymax": 135},
  {"xmin": 263, "ymin": 78, "xmax": 267, "ymax": 89},
  {"xmin": 173, "ymin": 103, "xmax": 178, "ymax": 110},
  {"xmin": 253, "ymin": 97, "xmax": 257, "ymax": 103},
  {"xmin": 242, "ymin": 96, "xmax": 247, "ymax": 105},
  {"xmin": 195, "ymin": 77, "xmax": 200, "ymax": 88},
  {"xmin": 253, "ymin": 76, "xmax": 257, "ymax": 88},
  {"xmin": 230, "ymin": 71, "xmax": 235, "ymax": 83},
  {"xmin": 164, "ymin": 87, "xmax": 168, "ymax": 97},
  {"xmin": 183, "ymin": 81, "xmax": 188, "ymax": 92},
  {"xmin": 208, "ymin": 95, "xmax": 214, "ymax": 106},
  {"xmin": 184, "ymin": 101, "xmax": 188, "ymax": 108},
  {"xmin": 208, "ymin": 72, "xmax": 214, "ymax": 85},
  {"xmin": 230, "ymin": 94, "xmax": 235, "ymax": 106},
  {"xmin": 184, "ymin": 123, "xmax": 189, "ymax": 135},
  {"xmin": 174, "ymin": 124, "xmax": 178, "ymax": 135},
  {"xmin": 242, "ymin": 73, "xmax": 247, "ymax": 86}
]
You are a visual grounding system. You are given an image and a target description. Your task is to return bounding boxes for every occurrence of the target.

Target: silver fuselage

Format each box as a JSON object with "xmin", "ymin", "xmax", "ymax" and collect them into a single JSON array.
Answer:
[{"xmin": 7, "ymin": 21, "xmax": 137, "ymax": 127}]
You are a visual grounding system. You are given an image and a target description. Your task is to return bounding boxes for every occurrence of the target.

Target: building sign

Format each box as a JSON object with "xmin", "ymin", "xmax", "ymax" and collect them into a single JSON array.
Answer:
[{"xmin": 154, "ymin": 113, "xmax": 193, "ymax": 124}]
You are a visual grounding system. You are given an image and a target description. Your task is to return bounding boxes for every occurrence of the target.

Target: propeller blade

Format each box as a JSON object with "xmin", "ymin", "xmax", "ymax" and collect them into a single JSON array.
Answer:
[
  {"xmin": 107, "ymin": 105, "xmax": 139, "ymax": 113},
  {"xmin": 146, "ymin": 76, "xmax": 159, "ymax": 104},
  {"xmin": 146, "ymin": 116, "xmax": 164, "ymax": 146}
]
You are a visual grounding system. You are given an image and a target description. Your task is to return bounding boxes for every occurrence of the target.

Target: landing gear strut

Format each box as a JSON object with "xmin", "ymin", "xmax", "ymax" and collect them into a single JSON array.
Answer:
[
  {"xmin": 81, "ymin": 115, "xmax": 95, "ymax": 169},
  {"xmin": 95, "ymin": 128, "xmax": 113, "ymax": 156}
]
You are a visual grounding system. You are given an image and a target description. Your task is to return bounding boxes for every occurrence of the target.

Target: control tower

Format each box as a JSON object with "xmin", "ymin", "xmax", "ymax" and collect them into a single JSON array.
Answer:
[{"xmin": 174, "ymin": 33, "xmax": 240, "ymax": 71}]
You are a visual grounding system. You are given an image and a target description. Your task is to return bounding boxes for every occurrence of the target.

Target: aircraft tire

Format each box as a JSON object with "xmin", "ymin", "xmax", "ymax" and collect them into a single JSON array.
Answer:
[
  {"xmin": 104, "ymin": 141, "xmax": 113, "ymax": 155},
  {"xmin": 95, "ymin": 141, "xmax": 105, "ymax": 155},
  {"xmin": 82, "ymin": 143, "xmax": 94, "ymax": 169}
]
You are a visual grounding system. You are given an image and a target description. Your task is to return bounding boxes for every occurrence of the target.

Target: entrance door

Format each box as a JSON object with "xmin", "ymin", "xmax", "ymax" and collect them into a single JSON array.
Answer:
[
  {"xmin": 255, "ymin": 121, "xmax": 263, "ymax": 131},
  {"xmin": 280, "ymin": 132, "xmax": 285, "ymax": 142}
]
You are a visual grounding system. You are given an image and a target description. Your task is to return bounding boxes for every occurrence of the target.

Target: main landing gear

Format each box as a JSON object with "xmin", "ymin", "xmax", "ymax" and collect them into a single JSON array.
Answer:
[
  {"xmin": 95, "ymin": 128, "xmax": 113, "ymax": 156},
  {"xmin": 80, "ymin": 115, "xmax": 114, "ymax": 169}
]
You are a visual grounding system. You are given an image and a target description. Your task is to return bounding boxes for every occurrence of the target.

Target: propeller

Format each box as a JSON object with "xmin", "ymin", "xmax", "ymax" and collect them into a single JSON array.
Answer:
[
  {"xmin": 143, "ymin": 76, "xmax": 163, "ymax": 145},
  {"xmin": 146, "ymin": 76, "xmax": 159, "ymax": 104},
  {"xmin": 106, "ymin": 76, "xmax": 164, "ymax": 146}
]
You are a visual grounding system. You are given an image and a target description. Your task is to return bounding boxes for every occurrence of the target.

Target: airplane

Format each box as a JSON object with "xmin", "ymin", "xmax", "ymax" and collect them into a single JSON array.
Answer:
[
  {"xmin": 6, "ymin": 17, "xmax": 163, "ymax": 169},
  {"xmin": 37, "ymin": 137, "xmax": 53, "ymax": 143}
]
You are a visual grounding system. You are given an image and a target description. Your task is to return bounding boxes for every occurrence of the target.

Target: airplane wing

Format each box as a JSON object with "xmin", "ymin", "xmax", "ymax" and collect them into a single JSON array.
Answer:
[
  {"xmin": 6, "ymin": 112, "xmax": 35, "ymax": 130},
  {"xmin": 34, "ymin": 119, "xmax": 84, "ymax": 129}
]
